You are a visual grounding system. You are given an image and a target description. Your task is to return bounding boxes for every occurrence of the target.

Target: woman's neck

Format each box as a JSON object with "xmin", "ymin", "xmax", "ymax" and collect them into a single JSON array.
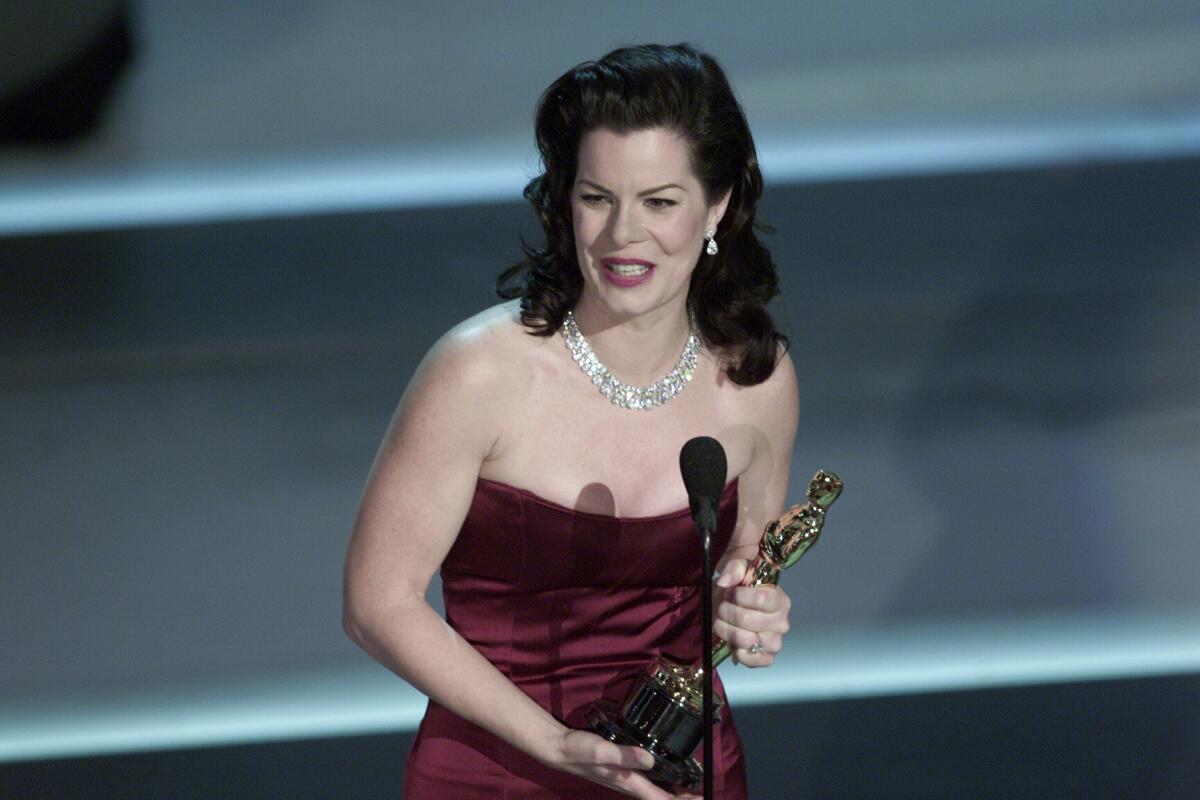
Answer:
[{"xmin": 570, "ymin": 294, "xmax": 695, "ymax": 385}]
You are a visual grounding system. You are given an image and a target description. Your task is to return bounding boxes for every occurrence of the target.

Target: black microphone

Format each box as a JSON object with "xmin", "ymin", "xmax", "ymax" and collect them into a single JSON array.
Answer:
[
  {"xmin": 680, "ymin": 436, "xmax": 728, "ymax": 536},
  {"xmin": 679, "ymin": 435, "xmax": 726, "ymax": 800}
]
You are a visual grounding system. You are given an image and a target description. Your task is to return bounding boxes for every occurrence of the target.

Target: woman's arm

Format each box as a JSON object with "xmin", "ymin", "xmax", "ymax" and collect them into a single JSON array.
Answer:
[
  {"xmin": 713, "ymin": 348, "xmax": 800, "ymax": 667},
  {"xmin": 342, "ymin": 322, "xmax": 682, "ymax": 800}
]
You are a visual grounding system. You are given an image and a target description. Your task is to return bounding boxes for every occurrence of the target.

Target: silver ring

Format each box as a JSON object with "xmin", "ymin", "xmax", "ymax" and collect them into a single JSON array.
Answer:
[{"xmin": 749, "ymin": 636, "xmax": 765, "ymax": 655}]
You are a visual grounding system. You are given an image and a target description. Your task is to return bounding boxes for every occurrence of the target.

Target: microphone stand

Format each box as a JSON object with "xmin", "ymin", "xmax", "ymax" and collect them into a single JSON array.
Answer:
[
  {"xmin": 700, "ymin": 521, "xmax": 714, "ymax": 800},
  {"xmin": 679, "ymin": 434, "xmax": 726, "ymax": 800}
]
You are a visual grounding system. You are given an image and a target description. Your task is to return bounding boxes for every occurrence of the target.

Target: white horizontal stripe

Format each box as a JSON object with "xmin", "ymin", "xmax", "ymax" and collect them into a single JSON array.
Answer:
[
  {"xmin": 722, "ymin": 610, "xmax": 1200, "ymax": 705},
  {"xmin": 1, "ymin": 117, "xmax": 1198, "ymax": 236},
  {"xmin": 1, "ymin": 610, "xmax": 1197, "ymax": 763}
]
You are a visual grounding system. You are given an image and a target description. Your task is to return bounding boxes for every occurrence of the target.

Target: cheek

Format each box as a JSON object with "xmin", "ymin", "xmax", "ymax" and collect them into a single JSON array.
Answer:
[
  {"xmin": 572, "ymin": 209, "xmax": 603, "ymax": 253},
  {"xmin": 655, "ymin": 215, "xmax": 704, "ymax": 255}
]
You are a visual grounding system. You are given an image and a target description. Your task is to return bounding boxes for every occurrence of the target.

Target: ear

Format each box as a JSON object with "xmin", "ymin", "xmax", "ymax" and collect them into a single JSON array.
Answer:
[{"xmin": 707, "ymin": 188, "xmax": 732, "ymax": 232}]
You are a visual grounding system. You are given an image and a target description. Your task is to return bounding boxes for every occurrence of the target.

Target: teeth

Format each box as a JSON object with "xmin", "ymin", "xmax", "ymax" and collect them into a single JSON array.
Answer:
[{"xmin": 608, "ymin": 263, "xmax": 649, "ymax": 276}]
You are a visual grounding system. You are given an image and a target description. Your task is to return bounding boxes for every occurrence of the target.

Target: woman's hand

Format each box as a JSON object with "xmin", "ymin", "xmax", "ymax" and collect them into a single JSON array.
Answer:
[
  {"xmin": 548, "ymin": 729, "xmax": 700, "ymax": 799},
  {"xmin": 713, "ymin": 558, "xmax": 791, "ymax": 667}
]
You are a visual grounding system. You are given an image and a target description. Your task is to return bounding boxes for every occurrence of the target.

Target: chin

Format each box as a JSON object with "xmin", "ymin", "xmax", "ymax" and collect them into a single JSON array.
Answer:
[{"xmin": 597, "ymin": 289, "xmax": 686, "ymax": 323}]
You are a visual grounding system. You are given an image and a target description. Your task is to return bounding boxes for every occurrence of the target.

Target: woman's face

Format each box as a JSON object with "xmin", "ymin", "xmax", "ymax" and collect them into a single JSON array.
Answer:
[{"xmin": 571, "ymin": 126, "xmax": 729, "ymax": 323}]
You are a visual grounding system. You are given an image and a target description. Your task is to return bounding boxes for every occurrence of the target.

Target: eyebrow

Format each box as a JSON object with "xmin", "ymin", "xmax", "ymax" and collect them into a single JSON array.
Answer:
[{"xmin": 576, "ymin": 179, "xmax": 686, "ymax": 196}]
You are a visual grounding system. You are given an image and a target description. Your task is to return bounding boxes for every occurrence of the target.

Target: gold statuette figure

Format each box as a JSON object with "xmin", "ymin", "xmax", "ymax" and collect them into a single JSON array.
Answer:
[{"xmin": 588, "ymin": 469, "xmax": 843, "ymax": 789}]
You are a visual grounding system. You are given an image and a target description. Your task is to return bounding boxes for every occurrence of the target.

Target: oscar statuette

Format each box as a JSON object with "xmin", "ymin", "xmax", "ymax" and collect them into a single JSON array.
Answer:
[{"xmin": 587, "ymin": 469, "xmax": 843, "ymax": 789}]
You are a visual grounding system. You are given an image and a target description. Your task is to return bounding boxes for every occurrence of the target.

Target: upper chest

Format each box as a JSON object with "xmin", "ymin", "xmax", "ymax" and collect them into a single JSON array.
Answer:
[{"xmin": 480, "ymin": 347, "xmax": 756, "ymax": 517}]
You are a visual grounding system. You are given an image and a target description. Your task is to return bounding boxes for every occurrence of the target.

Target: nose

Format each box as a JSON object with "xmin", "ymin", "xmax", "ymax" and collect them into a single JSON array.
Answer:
[{"xmin": 608, "ymin": 201, "xmax": 643, "ymax": 248}]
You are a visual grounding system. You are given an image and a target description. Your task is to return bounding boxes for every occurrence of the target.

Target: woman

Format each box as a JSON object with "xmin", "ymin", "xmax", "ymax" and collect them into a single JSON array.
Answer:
[{"xmin": 343, "ymin": 43, "xmax": 798, "ymax": 799}]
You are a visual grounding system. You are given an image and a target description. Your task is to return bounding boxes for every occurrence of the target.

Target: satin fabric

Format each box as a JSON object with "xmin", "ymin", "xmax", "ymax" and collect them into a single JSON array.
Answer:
[{"xmin": 403, "ymin": 477, "xmax": 748, "ymax": 799}]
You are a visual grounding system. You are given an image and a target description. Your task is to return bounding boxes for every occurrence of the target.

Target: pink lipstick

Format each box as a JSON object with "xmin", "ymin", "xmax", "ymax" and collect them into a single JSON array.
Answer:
[{"xmin": 601, "ymin": 257, "xmax": 655, "ymax": 287}]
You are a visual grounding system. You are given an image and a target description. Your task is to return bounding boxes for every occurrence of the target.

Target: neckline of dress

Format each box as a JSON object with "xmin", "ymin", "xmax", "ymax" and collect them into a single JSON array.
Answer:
[{"xmin": 475, "ymin": 476, "xmax": 739, "ymax": 523}]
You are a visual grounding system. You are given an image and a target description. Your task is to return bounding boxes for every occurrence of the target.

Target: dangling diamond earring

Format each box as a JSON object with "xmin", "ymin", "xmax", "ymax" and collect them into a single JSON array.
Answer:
[{"xmin": 705, "ymin": 229, "xmax": 718, "ymax": 256}]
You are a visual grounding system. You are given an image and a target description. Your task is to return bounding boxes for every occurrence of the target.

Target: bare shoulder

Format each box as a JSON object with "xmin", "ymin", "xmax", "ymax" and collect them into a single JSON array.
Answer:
[
  {"xmin": 390, "ymin": 301, "xmax": 536, "ymax": 459},
  {"xmin": 713, "ymin": 346, "xmax": 799, "ymax": 530},
  {"xmin": 725, "ymin": 343, "xmax": 799, "ymax": 440},
  {"xmin": 410, "ymin": 301, "xmax": 555, "ymax": 415},
  {"xmin": 418, "ymin": 301, "xmax": 528, "ymax": 389},
  {"xmin": 349, "ymin": 302, "xmax": 540, "ymax": 603}
]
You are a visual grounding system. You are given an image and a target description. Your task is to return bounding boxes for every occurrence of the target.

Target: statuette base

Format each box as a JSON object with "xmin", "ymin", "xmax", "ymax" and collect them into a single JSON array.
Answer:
[{"xmin": 588, "ymin": 698, "xmax": 702, "ymax": 789}]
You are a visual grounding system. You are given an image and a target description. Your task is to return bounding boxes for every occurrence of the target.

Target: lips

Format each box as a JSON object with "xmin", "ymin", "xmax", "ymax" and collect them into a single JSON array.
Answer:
[
  {"xmin": 598, "ymin": 257, "xmax": 655, "ymax": 287},
  {"xmin": 601, "ymin": 257, "xmax": 655, "ymax": 276}
]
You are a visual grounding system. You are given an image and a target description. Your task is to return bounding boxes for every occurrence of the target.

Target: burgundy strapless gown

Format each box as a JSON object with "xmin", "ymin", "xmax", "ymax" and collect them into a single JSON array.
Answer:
[{"xmin": 403, "ymin": 477, "xmax": 748, "ymax": 798}]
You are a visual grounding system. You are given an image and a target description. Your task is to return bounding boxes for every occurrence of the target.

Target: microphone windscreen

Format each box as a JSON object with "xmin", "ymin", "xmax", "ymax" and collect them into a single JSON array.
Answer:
[{"xmin": 679, "ymin": 436, "xmax": 728, "ymax": 504}]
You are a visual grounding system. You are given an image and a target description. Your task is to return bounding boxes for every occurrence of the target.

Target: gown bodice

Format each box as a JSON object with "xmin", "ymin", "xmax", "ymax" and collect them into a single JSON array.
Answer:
[{"xmin": 403, "ymin": 476, "xmax": 749, "ymax": 799}]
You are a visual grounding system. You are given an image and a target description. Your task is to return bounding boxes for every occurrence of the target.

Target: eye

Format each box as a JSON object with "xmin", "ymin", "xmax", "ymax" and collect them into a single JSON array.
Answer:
[
  {"xmin": 579, "ymin": 193, "xmax": 610, "ymax": 206},
  {"xmin": 644, "ymin": 197, "xmax": 677, "ymax": 210}
]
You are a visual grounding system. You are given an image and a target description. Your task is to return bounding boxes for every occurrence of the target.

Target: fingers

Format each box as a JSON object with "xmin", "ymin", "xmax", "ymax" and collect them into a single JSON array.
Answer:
[
  {"xmin": 714, "ymin": 557, "xmax": 750, "ymax": 588},
  {"xmin": 713, "ymin": 583, "xmax": 791, "ymax": 668},
  {"xmin": 602, "ymin": 742, "xmax": 656, "ymax": 772},
  {"xmin": 627, "ymin": 776, "xmax": 676, "ymax": 800},
  {"xmin": 587, "ymin": 765, "xmax": 673, "ymax": 800},
  {"xmin": 558, "ymin": 732, "xmax": 673, "ymax": 799},
  {"xmin": 715, "ymin": 587, "xmax": 791, "ymax": 634},
  {"xmin": 715, "ymin": 624, "xmax": 783, "ymax": 655},
  {"xmin": 713, "ymin": 616, "xmax": 782, "ymax": 665},
  {"xmin": 731, "ymin": 642, "xmax": 775, "ymax": 667},
  {"xmin": 564, "ymin": 731, "xmax": 654, "ymax": 771}
]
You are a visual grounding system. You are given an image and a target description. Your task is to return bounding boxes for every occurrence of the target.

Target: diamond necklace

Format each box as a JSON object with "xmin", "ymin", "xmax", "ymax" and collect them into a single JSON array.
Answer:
[{"xmin": 561, "ymin": 309, "xmax": 700, "ymax": 411}]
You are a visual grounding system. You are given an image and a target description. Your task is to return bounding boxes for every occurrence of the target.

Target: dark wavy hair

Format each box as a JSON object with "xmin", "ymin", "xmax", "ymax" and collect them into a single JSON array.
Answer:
[{"xmin": 497, "ymin": 43, "xmax": 786, "ymax": 386}]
